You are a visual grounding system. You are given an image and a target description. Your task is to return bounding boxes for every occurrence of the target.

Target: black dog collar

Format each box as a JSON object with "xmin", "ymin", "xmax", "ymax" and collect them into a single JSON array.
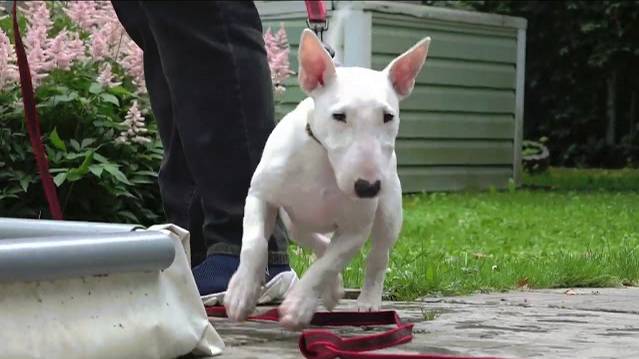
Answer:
[{"xmin": 306, "ymin": 122, "xmax": 322, "ymax": 145}]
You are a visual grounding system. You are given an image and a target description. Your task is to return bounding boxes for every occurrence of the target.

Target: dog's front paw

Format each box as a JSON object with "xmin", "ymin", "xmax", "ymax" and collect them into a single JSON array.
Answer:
[
  {"xmin": 356, "ymin": 291, "xmax": 382, "ymax": 312},
  {"xmin": 321, "ymin": 273, "xmax": 344, "ymax": 311},
  {"xmin": 224, "ymin": 269, "xmax": 261, "ymax": 321},
  {"xmin": 279, "ymin": 288, "xmax": 319, "ymax": 330}
]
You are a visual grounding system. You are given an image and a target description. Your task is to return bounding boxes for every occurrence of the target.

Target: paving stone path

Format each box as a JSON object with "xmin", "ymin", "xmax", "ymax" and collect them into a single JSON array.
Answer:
[{"xmin": 209, "ymin": 287, "xmax": 639, "ymax": 359}]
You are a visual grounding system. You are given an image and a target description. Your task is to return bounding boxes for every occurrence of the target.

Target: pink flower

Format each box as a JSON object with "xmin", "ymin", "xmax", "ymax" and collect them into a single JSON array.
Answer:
[
  {"xmin": 97, "ymin": 62, "xmax": 121, "ymax": 88},
  {"xmin": 90, "ymin": 28, "xmax": 110, "ymax": 60},
  {"xmin": 264, "ymin": 28, "xmax": 276, "ymax": 52},
  {"xmin": 64, "ymin": 1, "xmax": 100, "ymax": 32},
  {"xmin": 90, "ymin": 21, "xmax": 123, "ymax": 61},
  {"xmin": 66, "ymin": 1, "xmax": 145, "ymax": 92},
  {"xmin": 48, "ymin": 30, "xmax": 86, "ymax": 70},
  {"xmin": 23, "ymin": 2, "xmax": 54, "ymax": 84},
  {"xmin": 24, "ymin": 1, "xmax": 53, "ymax": 32},
  {"xmin": 120, "ymin": 38, "xmax": 146, "ymax": 93},
  {"xmin": 66, "ymin": 1, "xmax": 119, "ymax": 33},
  {"xmin": 23, "ymin": 2, "xmax": 52, "ymax": 51},
  {"xmin": 264, "ymin": 23, "xmax": 293, "ymax": 95},
  {"xmin": 59, "ymin": 1, "xmax": 147, "ymax": 92},
  {"xmin": 24, "ymin": 45, "xmax": 50, "ymax": 85},
  {"xmin": 19, "ymin": 2, "xmax": 90, "ymax": 85},
  {"xmin": 67, "ymin": 1, "xmax": 125, "ymax": 62},
  {"xmin": 275, "ymin": 24, "xmax": 290, "ymax": 51},
  {"xmin": 0, "ymin": 29, "xmax": 18, "ymax": 90},
  {"xmin": 117, "ymin": 100, "xmax": 151, "ymax": 144},
  {"xmin": 94, "ymin": 1, "xmax": 121, "ymax": 27}
]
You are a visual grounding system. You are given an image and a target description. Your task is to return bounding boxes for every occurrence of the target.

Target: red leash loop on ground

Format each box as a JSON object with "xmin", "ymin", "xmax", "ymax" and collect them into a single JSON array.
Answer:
[
  {"xmin": 304, "ymin": 0, "xmax": 328, "ymax": 23},
  {"xmin": 206, "ymin": 306, "xmax": 504, "ymax": 359},
  {"xmin": 11, "ymin": 1, "xmax": 63, "ymax": 220}
]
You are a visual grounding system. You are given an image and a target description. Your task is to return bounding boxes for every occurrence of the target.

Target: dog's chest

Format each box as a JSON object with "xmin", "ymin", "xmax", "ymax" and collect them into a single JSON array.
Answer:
[{"xmin": 279, "ymin": 170, "xmax": 345, "ymax": 232}]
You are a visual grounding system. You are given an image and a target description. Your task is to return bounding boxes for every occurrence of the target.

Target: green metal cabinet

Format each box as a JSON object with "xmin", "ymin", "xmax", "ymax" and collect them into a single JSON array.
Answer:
[{"xmin": 257, "ymin": 1, "xmax": 527, "ymax": 192}]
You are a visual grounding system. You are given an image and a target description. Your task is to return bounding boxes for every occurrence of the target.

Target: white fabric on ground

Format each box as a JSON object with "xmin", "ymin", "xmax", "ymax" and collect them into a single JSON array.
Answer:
[{"xmin": 0, "ymin": 223, "xmax": 224, "ymax": 359}]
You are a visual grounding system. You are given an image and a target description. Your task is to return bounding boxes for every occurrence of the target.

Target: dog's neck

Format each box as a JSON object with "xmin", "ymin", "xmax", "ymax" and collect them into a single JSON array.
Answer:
[{"xmin": 305, "ymin": 122, "xmax": 322, "ymax": 146}]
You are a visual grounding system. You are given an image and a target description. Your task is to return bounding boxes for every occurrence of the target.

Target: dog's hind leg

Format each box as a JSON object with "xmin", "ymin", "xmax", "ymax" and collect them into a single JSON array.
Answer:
[
  {"xmin": 279, "ymin": 209, "xmax": 331, "ymax": 255},
  {"xmin": 225, "ymin": 194, "xmax": 278, "ymax": 321},
  {"xmin": 357, "ymin": 176, "xmax": 403, "ymax": 312},
  {"xmin": 279, "ymin": 209, "xmax": 344, "ymax": 310}
]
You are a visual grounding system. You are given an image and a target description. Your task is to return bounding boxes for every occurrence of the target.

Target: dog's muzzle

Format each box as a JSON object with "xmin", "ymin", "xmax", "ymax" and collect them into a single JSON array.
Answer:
[{"xmin": 354, "ymin": 179, "xmax": 381, "ymax": 198}]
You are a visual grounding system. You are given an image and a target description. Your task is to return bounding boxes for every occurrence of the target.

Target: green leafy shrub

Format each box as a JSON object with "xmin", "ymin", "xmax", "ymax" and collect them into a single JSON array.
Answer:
[
  {"xmin": 0, "ymin": 66, "xmax": 164, "ymax": 225},
  {"xmin": 0, "ymin": 2, "xmax": 163, "ymax": 225}
]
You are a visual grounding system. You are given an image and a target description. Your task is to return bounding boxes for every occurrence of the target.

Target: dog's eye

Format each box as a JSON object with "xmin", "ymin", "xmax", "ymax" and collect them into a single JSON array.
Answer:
[
  {"xmin": 332, "ymin": 113, "xmax": 346, "ymax": 122},
  {"xmin": 383, "ymin": 113, "xmax": 394, "ymax": 123}
]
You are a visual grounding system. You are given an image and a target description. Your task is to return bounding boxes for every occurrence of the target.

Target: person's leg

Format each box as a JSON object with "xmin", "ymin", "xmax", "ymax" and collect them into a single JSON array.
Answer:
[
  {"xmin": 115, "ymin": 0, "xmax": 293, "ymax": 296},
  {"xmin": 111, "ymin": 1, "xmax": 208, "ymax": 267}
]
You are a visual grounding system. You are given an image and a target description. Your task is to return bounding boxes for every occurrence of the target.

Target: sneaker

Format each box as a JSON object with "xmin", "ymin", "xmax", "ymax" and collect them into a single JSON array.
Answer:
[
  {"xmin": 256, "ymin": 264, "xmax": 299, "ymax": 305},
  {"xmin": 195, "ymin": 255, "xmax": 298, "ymax": 306}
]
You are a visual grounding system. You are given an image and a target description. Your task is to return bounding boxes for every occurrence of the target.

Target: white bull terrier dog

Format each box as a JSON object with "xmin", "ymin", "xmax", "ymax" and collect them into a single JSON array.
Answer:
[{"xmin": 225, "ymin": 29, "xmax": 430, "ymax": 330}]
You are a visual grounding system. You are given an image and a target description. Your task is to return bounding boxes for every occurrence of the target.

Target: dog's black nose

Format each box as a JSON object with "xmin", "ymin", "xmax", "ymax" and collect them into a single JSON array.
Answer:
[{"xmin": 354, "ymin": 179, "xmax": 381, "ymax": 198}]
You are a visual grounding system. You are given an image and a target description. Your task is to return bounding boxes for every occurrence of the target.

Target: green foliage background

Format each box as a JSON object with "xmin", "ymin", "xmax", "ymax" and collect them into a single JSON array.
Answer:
[{"xmin": 425, "ymin": 0, "xmax": 639, "ymax": 168}]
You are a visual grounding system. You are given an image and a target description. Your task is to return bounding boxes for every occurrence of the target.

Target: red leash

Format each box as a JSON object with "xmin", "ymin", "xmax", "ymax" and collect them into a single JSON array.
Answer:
[
  {"xmin": 303, "ymin": 0, "xmax": 335, "ymax": 59},
  {"xmin": 206, "ymin": 306, "xmax": 504, "ymax": 359},
  {"xmin": 11, "ymin": 1, "xmax": 63, "ymax": 220},
  {"xmin": 304, "ymin": 0, "xmax": 328, "ymax": 23}
]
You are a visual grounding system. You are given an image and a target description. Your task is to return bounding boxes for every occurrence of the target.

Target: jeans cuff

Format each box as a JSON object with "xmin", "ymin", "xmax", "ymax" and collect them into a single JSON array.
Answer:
[
  {"xmin": 206, "ymin": 243, "xmax": 289, "ymax": 265},
  {"xmin": 267, "ymin": 252, "xmax": 290, "ymax": 265}
]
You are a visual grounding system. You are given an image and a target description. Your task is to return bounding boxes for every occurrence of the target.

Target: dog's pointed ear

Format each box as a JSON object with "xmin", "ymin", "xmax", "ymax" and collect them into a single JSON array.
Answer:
[
  {"xmin": 384, "ymin": 37, "xmax": 431, "ymax": 98},
  {"xmin": 298, "ymin": 29, "xmax": 336, "ymax": 93}
]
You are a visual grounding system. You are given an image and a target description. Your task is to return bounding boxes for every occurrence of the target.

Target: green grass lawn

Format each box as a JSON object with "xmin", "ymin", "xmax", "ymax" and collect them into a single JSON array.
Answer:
[{"xmin": 289, "ymin": 168, "xmax": 639, "ymax": 300}]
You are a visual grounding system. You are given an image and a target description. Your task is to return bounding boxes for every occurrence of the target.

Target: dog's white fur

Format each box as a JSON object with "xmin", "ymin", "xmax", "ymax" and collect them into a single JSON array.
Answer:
[{"xmin": 225, "ymin": 29, "xmax": 430, "ymax": 330}]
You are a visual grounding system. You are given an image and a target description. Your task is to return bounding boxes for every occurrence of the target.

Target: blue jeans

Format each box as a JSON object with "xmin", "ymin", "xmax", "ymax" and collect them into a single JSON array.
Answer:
[{"xmin": 112, "ymin": 1, "xmax": 289, "ymax": 266}]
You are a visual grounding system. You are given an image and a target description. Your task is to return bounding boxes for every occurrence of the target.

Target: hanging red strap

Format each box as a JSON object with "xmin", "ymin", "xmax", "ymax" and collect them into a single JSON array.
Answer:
[
  {"xmin": 304, "ymin": 0, "xmax": 328, "ymax": 23},
  {"xmin": 206, "ymin": 306, "xmax": 504, "ymax": 359},
  {"xmin": 303, "ymin": 0, "xmax": 335, "ymax": 58},
  {"xmin": 11, "ymin": 1, "xmax": 63, "ymax": 220}
]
